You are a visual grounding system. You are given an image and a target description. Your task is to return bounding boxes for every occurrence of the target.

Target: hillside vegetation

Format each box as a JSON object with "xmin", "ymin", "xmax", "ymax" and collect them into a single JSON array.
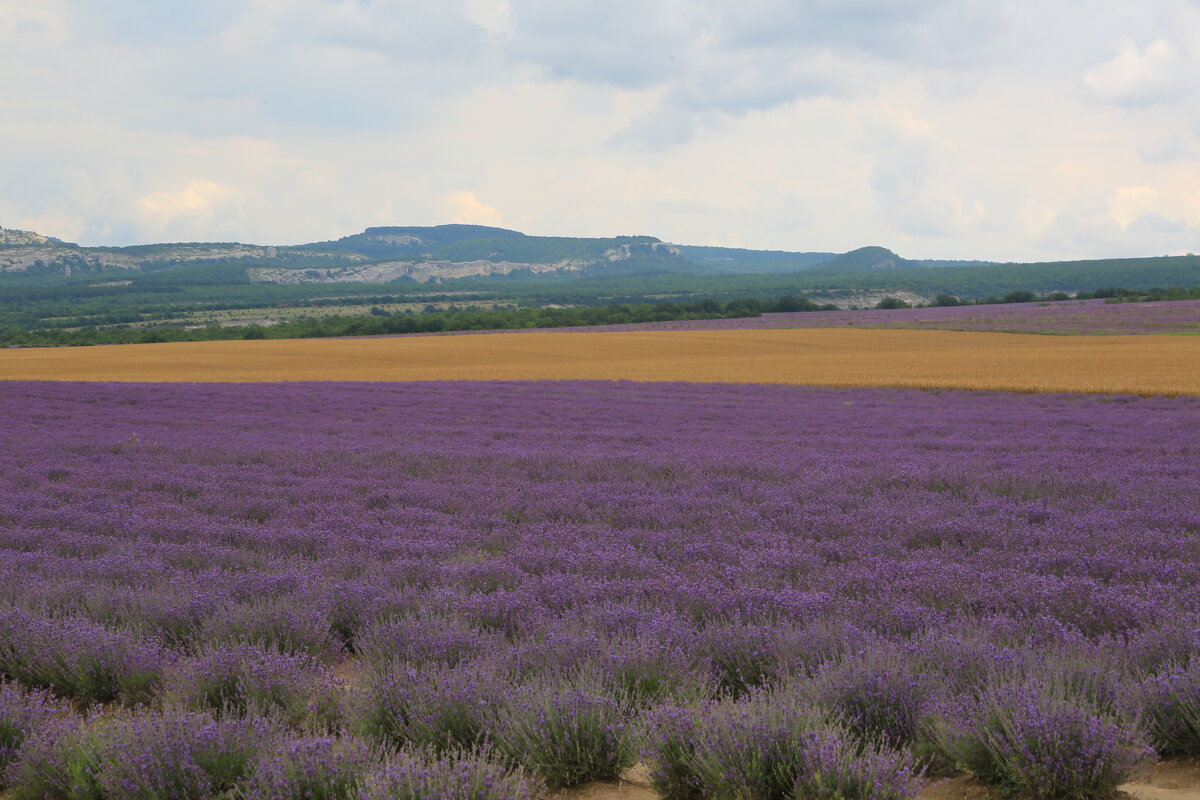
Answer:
[{"xmin": 2, "ymin": 223, "xmax": 1198, "ymax": 343}]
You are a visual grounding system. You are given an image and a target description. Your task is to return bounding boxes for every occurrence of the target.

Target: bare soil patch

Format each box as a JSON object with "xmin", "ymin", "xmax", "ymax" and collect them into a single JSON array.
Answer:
[{"xmin": 554, "ymin": 761, "xmax": 1200, "ymax": 800}]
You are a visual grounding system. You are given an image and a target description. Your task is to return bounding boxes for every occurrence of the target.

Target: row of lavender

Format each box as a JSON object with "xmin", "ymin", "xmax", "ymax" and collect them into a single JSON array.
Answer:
[
  {"xmin": 1, "ymin": 381, "xmax": 1199, "ymax": 799},
  {"xmin": 403, "ymin": 298, "xmax": 1200, "ymax": 336}
]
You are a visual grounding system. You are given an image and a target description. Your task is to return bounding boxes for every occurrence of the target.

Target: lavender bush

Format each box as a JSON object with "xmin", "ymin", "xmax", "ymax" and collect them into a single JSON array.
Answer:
[
  {"xmin": 356, "ymin": 612, "xmax": 497, "ymax": 670},
  {"xmin": 162, "ymin": 642, "xmax": 340, "ymax": 729},
  {"xmin": 7, "ymin": 716, "xmax": 104, "ymax": 800},
  {"xmin": 936, "ymin": 678, "xmax": 1154, "ymax": 798},
  {"xmin": 93, "ymin": 711, "xmax": 270, "ymax": 800},
  {"xmin": 815, "ymin": 649, "xmax": 935, "ymax": 747},
  {"xmin": 793, "ymin": 730, "xmax": 924, "ymax": 800},
  {"xmin": 1142, "ymin": 657, "xmax": 1200, "ymax": 756},
  {"xmin": 240, "ymin": 735, "xmax": 377, "ymax": 800},
  {"xmin": 679, "ymin": 690, "xmax": 922, "ymax": 800},
  {"xmin": 642, "ymin": 704, "xmax": 703, "ymax": 800},
  {"xmin": 198, "ymin": 596, "xmax": 342, "ymax": 660},
  {"xmin": 360, "ymin": 661, "xmax": 503, "ymax": 752},
  {"xmin": 0, "ymin": 610, "xmax": 166, "ymax": 704},
  {"xmin": 686, "ymin": 692, "xmax": 817, "ymax": 800},
  {"xmin": 356, "ymin": 748, "xmax": 537, "ymax": 800},
  {"xmin": 0, "ymin": 683, "xmax": 68, "ymax": 785},
  {"xmin": 8, "ymin": 710, "xmax": 270, "ymax": 800},
  {"xmin": 494, "ymin": 677, "xmax": 634, "ymax": 788}
]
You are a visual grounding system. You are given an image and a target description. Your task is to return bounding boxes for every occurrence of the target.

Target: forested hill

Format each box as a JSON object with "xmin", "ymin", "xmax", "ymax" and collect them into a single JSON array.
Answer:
[{"xmin": 2, "ymin": 223, "xmax": 1198, "ymax": 307}]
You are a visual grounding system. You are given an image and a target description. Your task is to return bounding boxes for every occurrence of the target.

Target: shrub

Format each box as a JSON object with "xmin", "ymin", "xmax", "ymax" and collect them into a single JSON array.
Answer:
[
  {"xmin": 9, "ymin": 710, "xmax": 270, "ymax": 800},
  {"xmin": 241, "ymin": 735, "xmax": 376, "ymax": 800},
  {"xmin": 361, "ymin": 661, "xmax": 503, "ymax": 752},
  {"xmin": 199, "ymin": 597, "xmax": 341, "ymax": 659},
  {"xmin": 816, "ymin": 651, "xmax": 934, "ymax": 746},
  {"xmin": 356, "ymin": 748, "xmax": 537, "ymax": 800},
  {"xmin": 642, "ymin": 704, "xmax": 703, "ymax": 800},
  {"xmin": 936, "ymin": 678, "xmax": 1154, "ymax": 799},
  {"xmin": 594, "ymin": 635, "xmax": 701, "ymax": 707},
  {"xmin": 7, "ymin": 716, "xmax": 104, "ymax": 800},
  {"xmin": 682, "ymin": 690, "xmax": 922, "ymax": 800},
  {"xmin": 0, "ymin": 610, "xmax": 167, "ymax": 704},
  {"xmin": 0, "ymin": 682, "xmax": 68, "ymax": 783},
  {"xmin": 687, "ymin": 693, "xmax": 813, "ymax": 800},
  {"xmin": 162, "ymin": 642, "xmax": 340, "ymax": 729},
  {"xmin": 356, "ymin": 613, "xmax": 496, "ymax": 670},
  {"xmin": 94, "ymin": 711, "xmax": 271, "ymax": 800},
  {"xmin": 1141, "ymin": 658, "xmax": 1200, "ymax": 756},
  {"xmin": 794, "ymin": 729, "xmax": 924, "ymax": 800},
  {"xmin": 494, "ymin": 678, "xmax": 634, "ymax": 788},
  {"xmin": 696, "ymin": 621, "xmax": 785, "ymax": 697}
]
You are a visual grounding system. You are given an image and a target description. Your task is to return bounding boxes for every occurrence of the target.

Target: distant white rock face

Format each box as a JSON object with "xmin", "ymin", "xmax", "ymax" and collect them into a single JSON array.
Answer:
[
  {"xmin": 248, "ymin": 257, "xmax": 591, "ymax": 284},
  {"xmin": 246, "ymin": 242, "xmax": 673, "ymax": 284},
  {"xmin": 0, "ymin": 227, "xmax": 55, "ymax": 246},
  {"xmin": 809, "ymin": 290, "xmax": 932, "ymax": 309},
  {"xmin": 367, "ymin": 233, "xmax": 424, "ymax": 246},
  {"xmin": 0, "ymin": 229, "xmax": 357, "ymax": 275}
]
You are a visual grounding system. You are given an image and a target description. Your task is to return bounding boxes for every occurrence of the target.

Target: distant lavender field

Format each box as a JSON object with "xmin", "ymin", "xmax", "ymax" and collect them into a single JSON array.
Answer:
[
  {"xmin": 2, "ymin": 381, "xmax": 1199, "ymax": 798},
  {"xmin": 405, "ymin": 298, "xmax": 1200, "ymax": 338}
]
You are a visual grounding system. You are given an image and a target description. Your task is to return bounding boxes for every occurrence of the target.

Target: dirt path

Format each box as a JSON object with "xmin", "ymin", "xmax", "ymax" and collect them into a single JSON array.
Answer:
[{"xmin": 554, "ymin": 760, "xmax": 1200, "ymax": 800}]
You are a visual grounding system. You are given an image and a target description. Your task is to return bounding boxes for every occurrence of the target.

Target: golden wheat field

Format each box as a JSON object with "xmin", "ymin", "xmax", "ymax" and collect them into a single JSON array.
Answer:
[{"xmin": 1, "ymin": 328, "xmax": 1198, "ymax": 395}]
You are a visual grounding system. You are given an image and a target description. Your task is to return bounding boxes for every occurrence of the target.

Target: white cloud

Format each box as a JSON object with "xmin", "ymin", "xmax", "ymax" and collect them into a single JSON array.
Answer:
[
  {"xmin": 2, "ymin": 0, "xmax": 1200, "ymax": 262},
  {"xmin": 440, "ymin": 191, "xmax": 504, "ymax": 227},
  {"xmin": 136, "ymin": 180, "xmax": 235, "ymax": 221},
  {"xmin": 1083, "ymin": 40, "xmax": 1189, "ymax": 106},
  {"xmin": 1110, "ymin": 186, "xmax": 1158, "ymax": 229}
]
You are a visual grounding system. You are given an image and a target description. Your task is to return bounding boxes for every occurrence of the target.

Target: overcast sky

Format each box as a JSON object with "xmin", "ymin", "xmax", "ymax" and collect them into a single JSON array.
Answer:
[{"xmin": 3, "ymin": 0, "xmax": 1199, "ymax": 260}]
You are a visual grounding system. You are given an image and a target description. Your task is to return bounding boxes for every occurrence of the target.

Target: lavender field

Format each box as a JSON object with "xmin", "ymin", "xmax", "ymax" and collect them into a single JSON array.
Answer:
[
  {"xmin": 2, "ymin": 380, "xmax": 1200, "ymax": 799},
  {"xmin": 403, "ymin": 298, "xmax": 1200, "ymax": 338}
]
